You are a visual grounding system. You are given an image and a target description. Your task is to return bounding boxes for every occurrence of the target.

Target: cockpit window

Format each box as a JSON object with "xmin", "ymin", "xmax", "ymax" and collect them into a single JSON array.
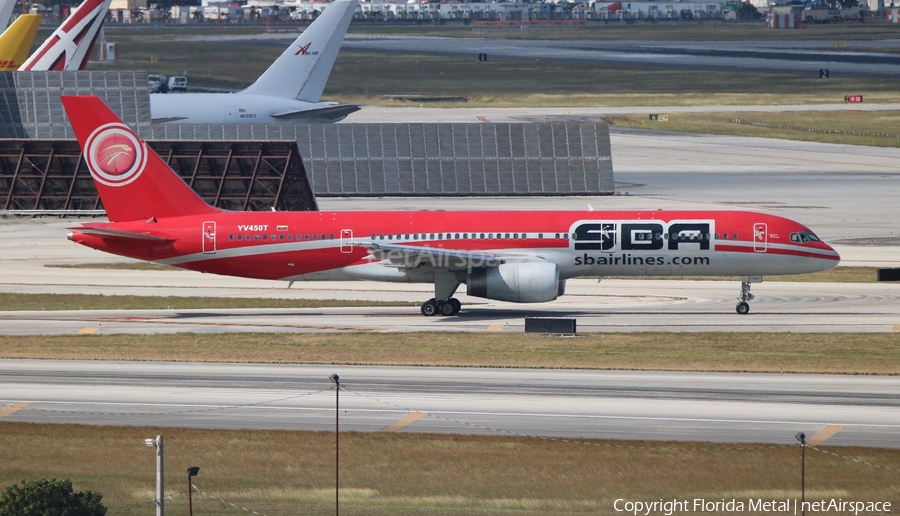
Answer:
[{"xmin": 791, "ymin": 232, "xmax": 821, "ymax": 243}]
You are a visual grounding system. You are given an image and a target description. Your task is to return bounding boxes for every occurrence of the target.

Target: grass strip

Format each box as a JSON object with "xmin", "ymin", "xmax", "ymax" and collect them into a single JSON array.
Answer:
[
  {"xmin": 606, "ymin": 111, "xmax": 900, "ymax": 148},
  {"xmin": 0, "ymin": 293, "xmax": 414, "ymax": 311},
  {"xmin": 0, "ymin": 423, "xmax": 897, "ymax": 516},
  {"xmin": 1, "ymin": 332, "xmax": 898, "ymax": 374}
]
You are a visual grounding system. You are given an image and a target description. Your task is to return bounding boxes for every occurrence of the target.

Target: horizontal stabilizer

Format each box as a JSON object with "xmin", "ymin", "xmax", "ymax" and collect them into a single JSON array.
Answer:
[
  {"xmin": 270, "ymin": 104, "xmax": 360, "ymax": 122},
  {"xmin": 70, "ymin": 226, "xmax": 171, "ymax": 242}
]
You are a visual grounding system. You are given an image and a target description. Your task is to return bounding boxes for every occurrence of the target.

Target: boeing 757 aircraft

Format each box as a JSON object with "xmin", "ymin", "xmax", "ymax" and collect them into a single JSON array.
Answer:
[
  {"xmin": 150, "ymin": 0, "xmax": 359, "ymax": 124},
  {"xmin": 61, "ymin": 95, "xmax": 840, "ymax": 316}
]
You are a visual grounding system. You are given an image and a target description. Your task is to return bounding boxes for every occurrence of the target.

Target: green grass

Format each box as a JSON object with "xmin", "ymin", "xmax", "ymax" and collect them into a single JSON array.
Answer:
[
  {"xmin": 0, "ymin": 293, "xmax": 414, "ymax": 311},
  {"xmin": 1, "ymin": 422, "xmax": 897, "ymax": 516},
  {"xmin": 1, "ymin": 332, "xmax": 899, "ymax": 374}
]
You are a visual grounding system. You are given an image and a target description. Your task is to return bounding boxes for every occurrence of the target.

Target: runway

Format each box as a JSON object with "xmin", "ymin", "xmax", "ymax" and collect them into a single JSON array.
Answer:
[
  {"xmin": 2, "ymin": 360, "xmax": 897, "ymax": 447},
  {"xmin": 2, "ymin": 277, "xmax": 900, "ymax": 334}
]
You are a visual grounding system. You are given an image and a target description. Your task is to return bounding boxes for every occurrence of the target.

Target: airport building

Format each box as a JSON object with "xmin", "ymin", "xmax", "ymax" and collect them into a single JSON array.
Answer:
[{"xmin": 0, "ymin": 71, "xmax": 614, "ymax": 214}]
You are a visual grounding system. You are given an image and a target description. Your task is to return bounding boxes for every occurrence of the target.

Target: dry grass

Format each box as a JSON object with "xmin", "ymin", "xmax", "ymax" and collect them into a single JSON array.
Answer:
[
  {"xmin": 1, "ymin": 332, "xmax": 898, "ymax": 374},
  {"xmin": 1, "ymin": 422, "xmax": 897, "ymax": 515},
  {"xmin": 606, "ymin": 111, "xmax": 900, "ymax": 147}
]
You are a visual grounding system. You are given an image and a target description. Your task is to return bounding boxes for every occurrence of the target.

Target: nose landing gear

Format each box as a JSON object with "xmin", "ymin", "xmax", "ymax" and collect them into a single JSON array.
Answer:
[{"xmin": 736, "ymin": 277, "xmax": 757, "ymax": 315}]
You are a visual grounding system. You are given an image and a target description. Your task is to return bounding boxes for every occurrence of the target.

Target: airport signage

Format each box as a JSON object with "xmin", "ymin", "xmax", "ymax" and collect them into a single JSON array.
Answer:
[{"xmin": 845, "ymin": 95, "xmax": 863, "ymax": 103}]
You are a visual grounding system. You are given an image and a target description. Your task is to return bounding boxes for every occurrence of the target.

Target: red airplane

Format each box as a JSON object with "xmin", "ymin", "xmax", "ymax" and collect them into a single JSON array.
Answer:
[{"xmin": 62, "ymin": 95, "xmax": 841, "ymax": 316}]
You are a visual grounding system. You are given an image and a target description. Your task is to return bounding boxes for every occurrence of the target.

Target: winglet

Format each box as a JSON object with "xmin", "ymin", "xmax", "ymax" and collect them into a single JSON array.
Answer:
[
  {"xmin": 0, "ymin": 14, "xmax": 42, "ymax": 71},
  {"xmin": 61, "ymin": 95, "xmax": 221, "ymax": 222},
  {"xmin": 19, "ymin": 0, "xmax": 112, "ymax": 71},
  {"xmin": 241, "ymin": 0, "xmax": 357, "ymax": 102}
]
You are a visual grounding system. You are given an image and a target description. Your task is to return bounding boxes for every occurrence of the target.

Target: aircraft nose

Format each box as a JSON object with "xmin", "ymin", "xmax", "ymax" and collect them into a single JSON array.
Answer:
[{"xmin": 820, "ymin": 241, "xmax": 841, "ymax": 271}]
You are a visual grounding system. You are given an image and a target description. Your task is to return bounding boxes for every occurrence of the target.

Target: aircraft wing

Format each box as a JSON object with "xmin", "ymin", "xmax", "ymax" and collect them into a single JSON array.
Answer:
[
  {"xmin": 270, "ymin": 104, "xmax": 361, "ymax": 123},
  {"xmin": 362, "ymin": 242, "xmax": 507, "ymax": 271}
]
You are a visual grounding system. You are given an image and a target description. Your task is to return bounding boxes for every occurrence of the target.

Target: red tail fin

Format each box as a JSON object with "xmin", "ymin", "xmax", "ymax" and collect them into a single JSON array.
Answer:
[{"xmin": 61, "ymin": 95, "xmax": 220, "ymax": 223}]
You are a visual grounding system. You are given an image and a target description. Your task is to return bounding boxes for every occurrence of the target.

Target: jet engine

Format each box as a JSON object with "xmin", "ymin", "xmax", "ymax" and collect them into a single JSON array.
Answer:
[{"xmin": 467, "ymin": 261, "xmax": 560, "ymax": 303}]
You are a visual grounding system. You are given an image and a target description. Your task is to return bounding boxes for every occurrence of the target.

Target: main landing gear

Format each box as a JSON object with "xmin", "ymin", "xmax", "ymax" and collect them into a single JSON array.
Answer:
[
  {"xmin": 736, "ymin": 277, "xmax": 756, "ymax": 315},
  {"xmin": 421, "ymin": 271, "xmax": 462, "ymax": 317},
  {"xmin": 421, "ymin": 297, "xmax": 461, "ymax": 317}
]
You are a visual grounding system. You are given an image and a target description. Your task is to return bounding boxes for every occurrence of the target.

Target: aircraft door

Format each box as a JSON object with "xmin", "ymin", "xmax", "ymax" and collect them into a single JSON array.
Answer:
[
  {"xmin": 340, "ymin": 229, "xmax": 353, "ymax": 253},
  {"xmin": 202, "ymin": 221, "xmax": 216, "ymax": 254},
  {"xmin": 753, "ymin": 223, "xmax": 767, "ymax": 252}
]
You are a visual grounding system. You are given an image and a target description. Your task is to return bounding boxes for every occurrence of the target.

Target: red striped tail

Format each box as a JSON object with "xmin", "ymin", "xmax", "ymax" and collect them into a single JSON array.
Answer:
[{"xmin": 61, "ymin": 95, "xmax": 220, "ymax": 222}]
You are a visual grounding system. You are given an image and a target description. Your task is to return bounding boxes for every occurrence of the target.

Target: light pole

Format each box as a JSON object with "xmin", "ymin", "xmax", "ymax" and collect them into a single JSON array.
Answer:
[
  {"xmin": 187, "ymin": 467, "xmax": 200, "ymax": 516},
  {"xmin": 144, "ymin": 436, "xmax": 164, "ymax": 516},
  {"xmin": 329, "ymin": 374, "xmax": 340, "ymax": 516},
  {"xmin": 795, "ymin": 432, "xmax": 806, "ymax": 516}
]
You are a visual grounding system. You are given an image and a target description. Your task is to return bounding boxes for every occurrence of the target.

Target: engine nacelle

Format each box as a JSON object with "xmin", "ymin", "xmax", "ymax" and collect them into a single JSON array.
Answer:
[{"xmin": 467, "ymin": 262, "xmax": 560, "ymax": 303}]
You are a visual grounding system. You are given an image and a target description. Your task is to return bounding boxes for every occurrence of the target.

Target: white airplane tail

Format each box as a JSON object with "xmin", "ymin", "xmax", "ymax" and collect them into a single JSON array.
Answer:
[
  {"xmin": 19, "ymin": 0, "xmax": 112, "ymax": 71},
  {"xmin": 241, "ymin": 0, "xmax": 357, "ymax": 103}
]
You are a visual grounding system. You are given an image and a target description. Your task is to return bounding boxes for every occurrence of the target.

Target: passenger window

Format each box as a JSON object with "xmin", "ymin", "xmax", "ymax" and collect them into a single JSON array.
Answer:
[
  {"xmin": 263, "ymin": 235, "xmax": 268, "ymax": 241},
  {"xmin": 287, "ymin": 234, "xmax": 292, "ymax": 241},
  {"xmin": 236, "ymin": 235, "xmax": 242, "ymax": 241},
  {"xmin": 563, "ymin": 233, "xmax": 568, "ymax": 239},
  {"xmin": 229, "ymin": 234, "xmax": 234, "ymax": 241},
  {"xmin": 279, "ymin": 234, "xmax": 284, "ymax": 241},
  {"xmin": 723, "ymin": 234, "xmax": 728, "ymax": 240},
  {"xmin": 505, "ymin": 233, "xmax": 510, "ymax": 239},
  {"xmin": 313, "ymin": 234, "xmax": 318, "ymax": 240},
  {"xmin": 305, "ymin": 234, "xmax": 310, "ymax": 241},
  {"xmin": 481, "ymin": 233, "xmax": 485, "ymax": 239},
  {"xmin": 254, "ymin": 235, "xmax": 259, "ymax": 241},
  {"xmin": 733, "ymin": 233, "xmax": 737, "ymax": 240},
  {"xmin": 430, "ymin": 233, "xmax": 435, "ymax": 239}
]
